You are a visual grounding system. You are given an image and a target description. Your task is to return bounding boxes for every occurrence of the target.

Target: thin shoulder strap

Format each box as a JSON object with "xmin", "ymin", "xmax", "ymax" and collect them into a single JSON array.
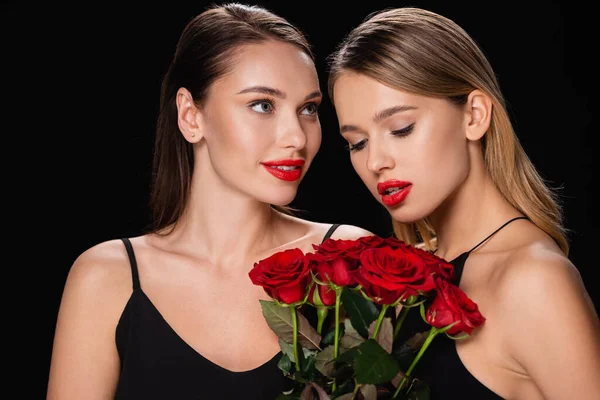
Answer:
[
  {"xmin": 120, "ymin": 238, "xmax": 141, "ymax": 291},
  {"xmin": 467, "ymin": 216, "xmax": 529, "ymax": 255},
  {"xmin": 322, "ymin": 224, "xmax": 342, "ymax": 243}
]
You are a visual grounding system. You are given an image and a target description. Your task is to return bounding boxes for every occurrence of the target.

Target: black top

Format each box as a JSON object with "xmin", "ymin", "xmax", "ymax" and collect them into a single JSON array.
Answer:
[
  {"xmin": 114, "ymin": 224, "xmax": 342, "ymax": 399},
  {"xmin": 397, "ymin": 216, "xmax": 528, "ymax": 399}
]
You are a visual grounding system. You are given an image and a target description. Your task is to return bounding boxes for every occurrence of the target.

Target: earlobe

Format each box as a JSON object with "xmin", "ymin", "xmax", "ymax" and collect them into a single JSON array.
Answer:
[
  {"xmin": 465, "ymin": 90, "xmax": 493, "ymax": 141},
  {"xmin": 176, "ymin": 87, "xmax": 204, "ymax": 143}
]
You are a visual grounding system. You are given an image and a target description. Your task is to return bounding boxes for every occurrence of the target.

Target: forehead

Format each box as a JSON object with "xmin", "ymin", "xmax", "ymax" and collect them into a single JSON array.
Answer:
[
  {"xmin": 213, "ymin": 40, "xmax": 318, "ymax": 93},
  {"xmin": 333, "ymin": 73, "xmax": 415, "ymax": 110},
  {"xmin": 333, "ymin": 72, "xmax": 449, "ymax": 122}
]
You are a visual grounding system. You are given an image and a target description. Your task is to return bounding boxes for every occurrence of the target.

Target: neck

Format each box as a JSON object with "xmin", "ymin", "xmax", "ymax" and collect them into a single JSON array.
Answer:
[
  {"xmin": 164, "ymin": 162, "xmax": 286, "ymax": 268},
  {"xmin": 429, "ymin": 146, "xmax": 521, "ymax": 261}
]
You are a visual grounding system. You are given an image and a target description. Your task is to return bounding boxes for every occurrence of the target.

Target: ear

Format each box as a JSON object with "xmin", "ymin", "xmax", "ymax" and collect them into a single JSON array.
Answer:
[
  {"xmin": 465, "ymin": 89, "xmax": 492, "ymax": 141},
  {"xmin": 176, "ymin": 87, "xmax": 204, "ymax": 143}
]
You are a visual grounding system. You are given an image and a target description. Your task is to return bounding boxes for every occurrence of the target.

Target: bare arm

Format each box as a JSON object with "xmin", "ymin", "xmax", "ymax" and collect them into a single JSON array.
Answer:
[
  {"xmin": 47, "ymin": 241, "xmax": 132, "ymax": 399},
  {"xmin": 502, "ymin": 251, "xmax": 600, "ymax": 400}
]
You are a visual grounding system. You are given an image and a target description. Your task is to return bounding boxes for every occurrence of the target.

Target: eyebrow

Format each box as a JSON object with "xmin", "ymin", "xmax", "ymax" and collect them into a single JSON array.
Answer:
[
  {"xmin": 340, "ymin": 104, "xmax": 417, "ymax": 134},
  {"xmin": 237, "ymin": 86, "xmax": 285, "ymax": 98},
  {"xmin": 237, "ymin": 86, "xmax": 322, "ymax": 102}
]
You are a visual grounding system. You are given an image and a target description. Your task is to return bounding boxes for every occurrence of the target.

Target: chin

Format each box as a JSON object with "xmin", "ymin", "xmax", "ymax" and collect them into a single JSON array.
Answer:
[
  {"xmin": 261, "ymin": 188, "xmax": 299, "ymax": 206},
  {"xmin": 387, "ymin": 205, "xmax": 428, "ymax": 225}
]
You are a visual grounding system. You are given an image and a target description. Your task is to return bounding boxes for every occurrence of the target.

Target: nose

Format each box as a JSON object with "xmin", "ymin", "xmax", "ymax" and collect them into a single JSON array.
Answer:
[
  {"xmin": 277, "ymin": 114, "xmax": 308, "ymax": 150},
  {"xmin": 366, "ymin": 137, "xmax": 395, "ymax": 173}
]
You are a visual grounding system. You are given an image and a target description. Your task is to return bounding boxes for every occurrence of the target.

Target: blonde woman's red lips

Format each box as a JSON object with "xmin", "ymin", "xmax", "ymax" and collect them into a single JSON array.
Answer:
[{"xmin": 377, "ymin": 179, "xmax": 412, "ymax": 206}]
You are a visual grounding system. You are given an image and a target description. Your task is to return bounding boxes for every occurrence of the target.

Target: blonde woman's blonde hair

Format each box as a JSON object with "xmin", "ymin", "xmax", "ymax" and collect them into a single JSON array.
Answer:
[{"xmin": 327, "ymin": 7, "xmax": 568, "ymax": 254}]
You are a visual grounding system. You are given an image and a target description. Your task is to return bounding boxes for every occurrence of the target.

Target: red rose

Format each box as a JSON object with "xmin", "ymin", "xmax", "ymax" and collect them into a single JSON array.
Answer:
[
  {"xmin": 403, "ymin": 246, "xmax": 455, "ymax": 281},
  {"xmin": 308, "ymin": 252, "xmax": 354, "ymax": 287},
  {"xmin": 357, "ymin": 235, "xmax": 386, "ymax": 249},
  {"xmin": 313, "ymin": 238, "xmax": 360, "ymax": 257},
  {"xmin": 426, "ymin": 278, "xmax": 486, "ymax": 335},
  {"xmin": 249, "ymin": 248, "xmax": 311, "ymax": 304},
  {"xmin": 309, "ymin": 238, "xmax": 367, "ymax": 287},
  {"xmin": 308, "ymin": 282, "xmax": 337, "ymax": 307},
  {"xmin": 382, "ymin": 237, "xmax": 408, "ymax": 249},
  {"xmin": 356, "ymin": 246, "xmax": 436, "ymax": 304},
  {"xmin": 307, "ymin": 257, "xmax": 337, "ymax": 306}
]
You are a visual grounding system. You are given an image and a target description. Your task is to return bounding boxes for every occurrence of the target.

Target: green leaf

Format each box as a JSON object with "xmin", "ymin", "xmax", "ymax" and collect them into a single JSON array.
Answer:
[
  {"xmin": 406, "ymin": 379, "xmax": 431, "ymax": 400},
  {"xmin": 368, "ymin": 317, "xmax": 393, "ymax": 353},
  {"xmin": 340, "ymin": 319, "xmax": 365, "ymax": 349},
  {"xmin": 321, "ymin": 322, "xmax": 345, "ymax": 347},
  {"xmin": 330, "ymin": 378, "xmax": 355, "ymax": 398},
  {"xmin": 278, "ymin": 353, "xmax": 292, "ymax": 376},
  {"xmin": 300, "ymin": 353, "xmax": 318, "ymax": 382},
  {"xmin": 354, "ymin": 339, "xmax": 400, "ymax": 385},
  {"xmin": 341, "ymin": 287, "xmax": 379, "ymax": 338},
  {"xmin": 334, "ymin": 345, "xmax": 360, "ymax": 365},
  {"xmin": 279, "ymin": 339, "xmax": 315, "ymax": 363},
  {"xmin": 261, "ymin": 300, "xmax": 322, "ymax": 350},
  {"xmin": 314, "ymin": 345, "xmax": 336, "ymax": 377}
]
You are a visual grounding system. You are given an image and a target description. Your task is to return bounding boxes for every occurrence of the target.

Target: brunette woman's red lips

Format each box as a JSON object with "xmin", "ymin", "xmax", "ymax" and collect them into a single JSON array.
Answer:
[
  {"xmin": 377, "ymin": 179, "xmax": 412, "ymax": 206},
  {"xmin": 261, "ymin": 159, "xmax": 305, "ymax": 182}
]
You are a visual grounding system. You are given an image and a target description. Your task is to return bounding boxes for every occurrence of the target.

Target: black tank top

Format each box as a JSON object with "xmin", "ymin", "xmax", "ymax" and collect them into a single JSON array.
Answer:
[
  {"xmin": 397, "ymin": 216, "xmax": 528, "ymax": 399},
  {"xmin": 114, "ymin": 224, "xmax": 343, "ymax": 399}
]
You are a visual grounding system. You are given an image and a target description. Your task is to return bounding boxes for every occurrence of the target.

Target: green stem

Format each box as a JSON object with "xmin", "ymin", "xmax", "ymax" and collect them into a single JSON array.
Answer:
[
  {"xmin": 393, "ymin": 305, "xmax": 410, "ymax": 339},
  {"xmin": 316, "ymin": 306, "xmax": 328, "ymax": 335},
  {"xmin": 372, "ymin": 304, "xmax": 389, "ymax": 339},
  {"xmin": 351, "ymin": 383, "xmax": 361, "ymax": 399},
  {"xmin": 392, "ymin": 327, "xmax": 439, "ymax": 398},
  {"xmin": 290, "ymin": 306, "xmax": 300, "ymax": 372},
  {"xmin": 332, "ymin": 288, "xmax": 343, "ymax": 392}
]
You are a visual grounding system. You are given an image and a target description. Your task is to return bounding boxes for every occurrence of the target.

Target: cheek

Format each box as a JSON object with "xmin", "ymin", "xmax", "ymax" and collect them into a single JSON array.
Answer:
[
  {"xmin": 411, "ymin": 125, "xmax": 469, "ymax": 193},
  {"xmin": 209, "ymin": 111, "xmax": 269, "ymax": 162}
]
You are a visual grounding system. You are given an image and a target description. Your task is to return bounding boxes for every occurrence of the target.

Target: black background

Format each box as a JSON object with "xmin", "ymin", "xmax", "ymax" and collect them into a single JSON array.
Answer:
[{"xmin": 1, "ymin": 1, "xmax": 594, "ymax": 397}]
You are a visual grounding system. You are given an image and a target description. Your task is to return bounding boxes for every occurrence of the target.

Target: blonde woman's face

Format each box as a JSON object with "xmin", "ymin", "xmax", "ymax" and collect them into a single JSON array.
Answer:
[
  {"xmin": 332, "ymin": 72, "xmax": 471, "ymax": 223},
  {"xmin": 200, "ymin": 40, "xmax": 322, "ymax": 206}
]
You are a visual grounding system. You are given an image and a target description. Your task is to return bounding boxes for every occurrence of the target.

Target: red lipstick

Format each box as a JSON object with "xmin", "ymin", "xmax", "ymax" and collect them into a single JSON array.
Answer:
[
  {"xmin": 261, "ymin": 159, "xmax": 305, "ymax": 182},
  {"xmin": 377, "ymin": 179, "xmax": 412, "ymax": 206}
]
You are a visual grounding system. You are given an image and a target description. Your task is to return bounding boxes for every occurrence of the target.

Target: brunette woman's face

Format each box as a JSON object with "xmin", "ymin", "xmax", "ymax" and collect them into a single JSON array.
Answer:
[
  {"xmin": 332, "ymin": 72, "xmax": 472, "ymax": 223},
  {"xmin": 199, "ymin": 40, "xmax": 322, "ymax": 205}
]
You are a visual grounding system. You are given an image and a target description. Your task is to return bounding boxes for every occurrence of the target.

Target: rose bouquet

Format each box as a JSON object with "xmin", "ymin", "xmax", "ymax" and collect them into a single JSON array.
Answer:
[{"xmin": 249, "ymin": 235, "xmax": 485, "ymax": 399}]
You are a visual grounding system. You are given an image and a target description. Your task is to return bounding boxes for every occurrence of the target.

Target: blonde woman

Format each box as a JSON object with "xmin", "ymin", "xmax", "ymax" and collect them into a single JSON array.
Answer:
[{"xmin": 327, "ymin": 7, "xmax": 600, "ymax": 399}]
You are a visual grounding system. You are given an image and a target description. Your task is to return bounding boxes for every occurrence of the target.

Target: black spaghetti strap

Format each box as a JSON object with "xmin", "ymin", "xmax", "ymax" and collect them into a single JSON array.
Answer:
[
  {"xmin": 120, "ymin": 238, "xmax": 141, "ymax": 291},
  {"xmin": 466, "ymin": 216, "xmax": 529, "ymax": 255},
  {"xmin": 322, "ymin": 224, "xmax": 342, "ymax": 243}
]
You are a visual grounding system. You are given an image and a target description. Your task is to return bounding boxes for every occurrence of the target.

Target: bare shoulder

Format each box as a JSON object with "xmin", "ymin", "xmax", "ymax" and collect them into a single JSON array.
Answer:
[
  {"xmin": 305, "ymin": 221, "xmax": 374, "ymax": 241},
  {"xmin": 496, "ymin": 240, "xmax": 598, "ymax": 324},
  {"xmin": 281, "ymin": 212, "xmax": 374, "ymax": 243},
  {"xmin": 499, "ymin": 242, "xmax": 585, "ymax": 299},
  {"xmin": 328, "ymin": 224, "xmax": 374, "ymax": 240},
  {"xmin": 64, "ymin": 238, "xmax": 135, "ymax": 301}
]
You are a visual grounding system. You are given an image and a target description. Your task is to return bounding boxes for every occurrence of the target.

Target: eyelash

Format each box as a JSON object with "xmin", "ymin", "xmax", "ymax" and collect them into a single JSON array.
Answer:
[
  {"xmin": 346, "ymin": 123, "xmax": 415, "ymax": 152},
  {"xmin": 248, "ymin": 98, "xmax": 320, "ymax": 115}
]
